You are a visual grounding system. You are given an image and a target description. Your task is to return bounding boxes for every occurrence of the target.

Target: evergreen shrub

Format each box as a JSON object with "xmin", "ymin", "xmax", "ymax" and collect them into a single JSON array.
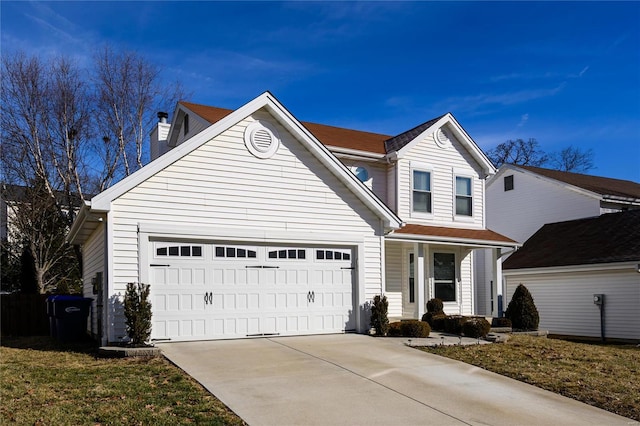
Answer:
[
  {"xmin": 505, "ymin": 284, "xmax": 540, "ymax": 331},
  {"xmin": 370, "ymin": 295, "xmax": 390, "ymax": 336}
]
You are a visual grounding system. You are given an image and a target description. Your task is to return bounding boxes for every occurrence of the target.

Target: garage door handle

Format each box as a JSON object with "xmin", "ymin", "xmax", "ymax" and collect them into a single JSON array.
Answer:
[
  {"xmin": 307, "ymin": 291, "xmax": 315, "ymax": 303},
  {"xmin": 204, "ymin": 292, "xmax": 213, "ymax": 305},
  {"xmin": 245, "ymin": 266, "xmax": 280, "ymax": 269}
]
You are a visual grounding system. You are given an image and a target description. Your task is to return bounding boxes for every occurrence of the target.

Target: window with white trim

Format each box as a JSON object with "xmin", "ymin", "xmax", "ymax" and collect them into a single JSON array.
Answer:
[
  {"xmin": 408, "ymin": 252, "xmax": 415, "ymax": 304},
  {"xmin": 455, "ymin": 176, "xmax": 472, "ymax": 216},
  {"xmin": 412, "ymin": 170, "xmax": 432, "ymax": 213},
  {"xmin": 433, "ymin": 252, "xmax": 456, "ymax": 302}
]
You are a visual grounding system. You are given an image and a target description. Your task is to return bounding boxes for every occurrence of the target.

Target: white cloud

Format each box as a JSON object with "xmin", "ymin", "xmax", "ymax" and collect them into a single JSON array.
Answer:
[{"xmin": 517, "ymin": 113, "xmax": 529, "ymax": 128}]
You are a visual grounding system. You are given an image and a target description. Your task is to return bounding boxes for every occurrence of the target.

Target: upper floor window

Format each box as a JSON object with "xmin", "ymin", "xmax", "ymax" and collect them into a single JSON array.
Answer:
[
  {"xmin": 183, "ymin": 114, "xmax": 189, "ymax": 136},
  {"xmin": 504, "ymin": 175, "xmax": 514, "ymax": 191},
  {"xmin": 413, "ymin": 170, "xmax": 432, "ymax": 213},
  {"xmin": 455, "ymin": 176, "xmax": 472, "ymax": 216}
]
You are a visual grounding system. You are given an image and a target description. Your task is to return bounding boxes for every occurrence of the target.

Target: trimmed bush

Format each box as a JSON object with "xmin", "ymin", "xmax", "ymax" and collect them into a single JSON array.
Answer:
[
  {"xmin": 505, "ymin": 284, "xmax": 540, "ymax": 331},
  {"xmin": 491, "ymin": 317, "xmax": 512, "ymax": 328},
  {"xmin": 443, "ymin": 315, "xmax": 467, "ymax": 335},
  {"xmin": 124, "ymin": 282, "xmax": 152, "ymax": 346},
  {"xmin": 431, "ymin": 314, "xmax": 447, "ymax": 331},
  {"xmin": 370, "ymin": 295, "xmax": 390, "ymax": 336},
  {"xmin": 388, "ymin": 321, "xmax": 403, "ymax": 337},
  {"xmin": 426, "ymin": 298, "xmax": 444, "ymax": 313},
  {"xmin": 400, "ymin": 320, "xmax": 431, "ymax": 338},
  {"xmin": 462, "ymin": 317, "xmax": 491, "ymax": 338}
]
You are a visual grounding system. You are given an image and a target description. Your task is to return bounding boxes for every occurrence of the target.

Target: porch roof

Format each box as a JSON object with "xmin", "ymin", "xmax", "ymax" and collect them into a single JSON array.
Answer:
[{"xmin": 387, "ymin": 223, "xmax": 519, "ymax": 248}]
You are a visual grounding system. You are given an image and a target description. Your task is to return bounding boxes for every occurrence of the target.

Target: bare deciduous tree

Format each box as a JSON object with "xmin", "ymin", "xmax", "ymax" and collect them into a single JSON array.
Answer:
[
  {"xmin": 488, "ymin": 138, "xmax": 596, "ymax": 173},
  {"xmin": 487, "ymin": 138, "xmax": 548, "ymax": 168},
  {"xmin": 93, "ymin": 46, "xmax": 185, "ymax": 190},
  {"xmin": 1, "ymin": 48, "xmax": 185, "ymax": 293},
  {"xmin": 548, "ymin": 145, "xmax": 595, "ymax": 173}
]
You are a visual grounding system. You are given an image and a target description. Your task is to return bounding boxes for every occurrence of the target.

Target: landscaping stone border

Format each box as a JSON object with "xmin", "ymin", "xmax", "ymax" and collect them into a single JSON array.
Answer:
[{"xmin": 98, "ymin": 346, "xmax": 162, "ymax": 358}]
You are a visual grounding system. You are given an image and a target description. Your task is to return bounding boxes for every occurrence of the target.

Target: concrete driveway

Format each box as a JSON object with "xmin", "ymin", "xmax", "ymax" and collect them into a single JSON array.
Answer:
[{"xmin": 158, "ymin": 334, "xmax": 632, "ymax": 426}]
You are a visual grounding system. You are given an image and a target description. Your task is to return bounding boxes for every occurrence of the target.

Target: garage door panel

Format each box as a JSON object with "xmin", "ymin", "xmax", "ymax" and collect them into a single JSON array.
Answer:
[{"xmin": 150, "ymin": 242, "xmax": 355, "ymax": 341}]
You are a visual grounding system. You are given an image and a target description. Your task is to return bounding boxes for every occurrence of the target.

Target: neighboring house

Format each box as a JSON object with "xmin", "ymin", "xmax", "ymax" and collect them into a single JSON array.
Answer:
[
  {"xmin": 502, "ymin": 211, "xmax": 640, "ymax": 342},
  {"xmin": 475, "ymin": 164, "xmax": 640, "ymax": 316},
  {"xmin": 68, "ymin": 92, "xmax": 517, "ymax": 344}
]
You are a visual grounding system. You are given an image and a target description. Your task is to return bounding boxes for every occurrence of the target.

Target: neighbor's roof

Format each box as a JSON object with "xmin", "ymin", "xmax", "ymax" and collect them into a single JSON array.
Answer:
[
  {"xmin": 180, "ymin": 101, "xmax": 391, "ymax": 155},
  {"xmin": 518, "ymin": 165, "xmax": 640, "ymax": 200},
  {"xmin": 503, "ymin": 210, "xmax": 640, "ymax": 270},
  {"xmin": 389, "ymin": 223, "xmax": 518, "ymax": 248}
]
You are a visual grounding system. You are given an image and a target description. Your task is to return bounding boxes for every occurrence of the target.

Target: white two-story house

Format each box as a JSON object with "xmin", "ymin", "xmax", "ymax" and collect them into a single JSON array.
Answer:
[{"xmin": 68, "ymin": 92, "xmax": 516, "ymax": 344}]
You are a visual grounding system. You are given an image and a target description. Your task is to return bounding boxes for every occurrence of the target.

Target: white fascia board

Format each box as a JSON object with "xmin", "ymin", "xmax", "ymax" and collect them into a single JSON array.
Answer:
[
  {"xmin": 503, "ymin": 261, "xmax": 640, "ymax": 276},
  {"xmin": 385, "ymin": 233, "xmax": 520, "ymax": 249},
  {"xmin": 89, "ymin": 91, "xmax": 402, "ymax": 230},
  {"xmin": 395, "ymin": 113, "xmax": 496, "ymax": 176},
  {"xmin": 327, "ymin": 146, "xmax": 387, "ymax": 161},
  {"xmin": 66, "ymin": 201, "xmax": 91, "ymax": 244},
  {"xmin": 489, "ymin": 164, "xmax": 603, "ymax": 201}
]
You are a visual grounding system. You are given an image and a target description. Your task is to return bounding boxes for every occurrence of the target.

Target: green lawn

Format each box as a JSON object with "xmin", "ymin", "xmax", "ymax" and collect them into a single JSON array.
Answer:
[
  {"xmin": 420, "ymin": 335, "xmax": 640, "ymax": 421},
  {"xmin": 0, "ymin": 337, "xmax": 245, "ymax": 425}
]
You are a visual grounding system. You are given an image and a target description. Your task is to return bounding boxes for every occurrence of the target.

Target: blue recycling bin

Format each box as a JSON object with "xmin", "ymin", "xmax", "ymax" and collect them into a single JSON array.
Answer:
[{"xmin": 52, "ymin": 296, "xmax": 92, "ymax": 342}]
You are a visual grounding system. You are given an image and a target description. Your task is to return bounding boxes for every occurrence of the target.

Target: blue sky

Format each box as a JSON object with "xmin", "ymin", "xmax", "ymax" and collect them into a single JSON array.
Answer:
[{"xmin": 2, "ymin": 1, "xmax": 639, "ymax": 181}]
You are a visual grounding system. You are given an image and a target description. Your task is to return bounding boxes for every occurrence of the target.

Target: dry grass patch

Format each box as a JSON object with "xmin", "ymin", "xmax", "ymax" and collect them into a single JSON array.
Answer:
[
  {"xmin": 420, "ymin": 335, "xmax": 639, "ymax": 421},
  {"xmin": 1, "ymin": 336, "xmax": 245, "ymax": 425}
]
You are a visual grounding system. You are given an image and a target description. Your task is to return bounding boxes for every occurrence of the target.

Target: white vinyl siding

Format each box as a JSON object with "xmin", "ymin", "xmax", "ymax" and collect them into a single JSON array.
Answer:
[
  {"xmin": 174, "ymin": 113, "xmax": 210, "ymax": 147},
  {"xmin": 107, "ymin": 109, "xmax": 383, "ymax": 340},
  {"xmin": 398, "ymin": 127, "xmax": 485, "ymax": 228},
  {"xmin": 487, "ymin": 169, "xmax": 601, "ymax": 243},
  {"xmin": 384, "ymin": 242, "xmax": 403, "ymax": 318},
  {"xmin": 82, "ymin": 223, "xmax": 105, "ymax": 337},
  {"xmin": 340, "ymin": 160, "xmax": 389, "ymax": 205},
  {"xmin": 505, "ymin": 266, "xmax": 640, "ymax": 340}
]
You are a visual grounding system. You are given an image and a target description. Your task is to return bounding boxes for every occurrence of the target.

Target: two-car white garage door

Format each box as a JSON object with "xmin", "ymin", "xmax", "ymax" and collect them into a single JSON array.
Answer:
[{"xmin": 149, "ymin": 241, "xmax": 355, "ymax": 341}]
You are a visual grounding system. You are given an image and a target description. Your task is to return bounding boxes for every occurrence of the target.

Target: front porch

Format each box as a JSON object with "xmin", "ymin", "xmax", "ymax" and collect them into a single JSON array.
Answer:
[{"xmin": 384, "ymin": 224, "xmax": 518, "ymax": 321}]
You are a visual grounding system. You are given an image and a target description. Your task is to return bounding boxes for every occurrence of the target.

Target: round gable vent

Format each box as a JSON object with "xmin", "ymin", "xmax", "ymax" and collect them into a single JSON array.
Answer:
[
  {"xmin": 244, "ymin": 120, "xmax": 280, "ymax": 159},
  {"xmin": 434, "ymin": 128, "xmax": 452, "ymax": 149}
]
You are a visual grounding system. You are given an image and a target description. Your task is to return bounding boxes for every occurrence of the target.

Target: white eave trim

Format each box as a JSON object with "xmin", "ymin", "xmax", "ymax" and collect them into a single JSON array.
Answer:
[
  {"xmin": 385, "ymin": 232, "xmax": 520, "ymax": 249},
  {"xmin": 503, "ymin": 261, "xmax": 640, "ymax": 276},
  {"xmin": 328, "ymin": 146, "xmax": 387, "ymax": 161},
  {"xmin": 88, "ymin": 91, "xmax": 403, "ymax": 230}
]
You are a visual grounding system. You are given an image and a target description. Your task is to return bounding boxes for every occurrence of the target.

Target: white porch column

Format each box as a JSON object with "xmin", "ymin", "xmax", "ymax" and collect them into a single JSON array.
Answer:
[
  {"xmin": 491, "ymin": 248, "xmax": 502, "ymax": 317},
  {"xmin": 416, "ymin": 243, "xmax": 426, "ymax": 319}
]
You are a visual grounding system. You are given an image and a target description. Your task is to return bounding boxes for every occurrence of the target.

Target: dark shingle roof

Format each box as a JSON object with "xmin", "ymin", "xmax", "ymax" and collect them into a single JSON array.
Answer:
[
  {"xmin": 503, "ymin": 210, "xmax": 640, "ymax": 270},
  {"xmin": 519, "ymin": 165, "xmax": 640, "ymax": 200},
  {"xmin": 384, "ymin": 114, "xmax": 446, "ymax": 153}
]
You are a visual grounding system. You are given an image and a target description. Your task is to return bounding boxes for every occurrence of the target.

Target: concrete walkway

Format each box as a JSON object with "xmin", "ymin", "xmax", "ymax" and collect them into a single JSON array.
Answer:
[{"xmin": 158, "ymin": 334, "xmax": 633, "ymax": 426}]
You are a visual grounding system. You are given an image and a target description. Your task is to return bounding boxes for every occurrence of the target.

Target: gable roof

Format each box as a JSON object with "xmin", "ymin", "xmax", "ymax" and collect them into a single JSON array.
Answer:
[
  {"xmin": 68, "ymin": 92, "xmax": 402, "ymax": 244},
  {"xmin": 179, "ymin": 101, "xmax": 391, "ymax": 155},
  {"xmin": 497, "ymin": 164, "xmax": 640, "ymax": 201},
  {"xmin": 503, "ymin": 210, "xmax": 640, "ymax": 270}
]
